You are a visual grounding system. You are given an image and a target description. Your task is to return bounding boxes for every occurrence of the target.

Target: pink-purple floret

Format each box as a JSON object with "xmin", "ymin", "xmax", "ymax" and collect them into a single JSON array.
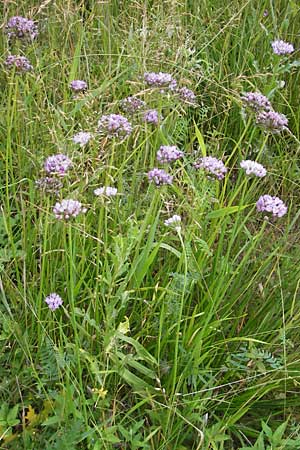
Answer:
[
  {"xmin": 53, "ymin": 199, "xmax": 87, "ymax": 220},
  {"xmin": 6, "ymin": 16, "xmax": 38, "ymax": 41},
  {"xmin": 256, "ymin": 195, "xmax": 287, "ymax": 217},
  {"xmin": 45, "ymin": 293, "xmax": 63, "ymax": 311},
  {"xmin": 157, "ymin": 145, "xmax": 184, "ymax": 163},
  {"xmin": 98, "ymin": 114, "xmax": 132, "ymax": 138},
  {"xmin": 194, "ymin": 156, "xmax": 227, "ymax": 180},
  {"xmin": 44, "ymin": 154, "xmax": 72, "ymax": 176},
  {"xmin": 5, "ymin": 55, "xmax": 33, "ymax": 72},
  {"xmin": 70, "ymin": 80, "xmax": 88, "ymax": 92},
  {"xmin": 147, "ymin": 168, "xmax": 173, "ymax": 185}
]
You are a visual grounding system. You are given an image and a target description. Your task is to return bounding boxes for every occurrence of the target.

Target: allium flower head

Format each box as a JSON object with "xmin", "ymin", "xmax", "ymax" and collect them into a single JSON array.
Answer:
[
  {"xmin": 143, "ymin": 109, "xmax": 162, "ymax": 125},
  {"xmin": 256, "ymin": 110, "xmax": 288, "ymax": 133},
  {"xmin": 256, "ymin": 195, "xmax": 287, "ymax": 218},
  {"xmin": 164, "ymin": 215, "xmax": 181, "ymax": 230},
  {"xmin": 45, "ymin": 293, "xmax": 63, "ymax": 311},
  {"xmin": 240, "ymin": 160, "xmax": 267, "ymax": 177},
  {"xmin": 178, "ymin": 87, "xmax": 197, "ymax": 105},
  {"xmin": 194, "ymin": 156, "xmax": 227, "ymax": 180},
  {"xmin": 44, "ymin": 154, "xmax": 72, "ymax": 177},
  {"xmin": 144, "ymin": 72, "xmax": 177, "ymax": 90},
  {"xmin": 94, "ymin": 186, "xmax": 118, "ymax": 197},
  {"xmin": 70, "ymin": 80, "xmax": 87, "ymax": 92},
  {"xmin": 53, "ymin": 199, "xmax": 87, "ymax": 220},
  {"xmin": 271, "ymin": 40, "xmax": 294, "ymax": 55},
  {"xmin": 6, "ymin": 16, "xmax": 38, "ymax": 41},
  {"xmin": 147, "ymin": 168, "xmax": 173, "ymax": 186},
  {"xmin": 5, "ymin": 55, "xmax": 33, "ymax": 73},
  {"xmin": 72, "ymin": 131, "xmax": 92, "ymax": 147},
  {"xmin": 157, "ymin": 145, "xmax": 184, "ymax": 163},
  {"xmin": 35, "ymin": 177, "xmax": 63, "ymax": 195},
  {"xmin": 241, "ymin": 92, "xmax": 271, "ymax": 112},
  {"xmin": 98, "ymin": 114, "xmax": 132, "ymax": 139},
  {"xmin": 120, "ymin": 96, "xmax": 146, "ymax": 114}
]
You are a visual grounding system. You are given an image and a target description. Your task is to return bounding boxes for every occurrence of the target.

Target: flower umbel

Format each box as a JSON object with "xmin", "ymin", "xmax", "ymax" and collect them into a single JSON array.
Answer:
[
  {"xmin": 94, "ymin": 186, "xmax": 118, "ymax": 197},
  {"xmin": 241, "ymin": 92, "xmax": 272, "ymax": 112},
  {"xmin": 53, "ymin": 199, "xmax": 87, "ymax": 220},
  {"xmin": 194, "ymin": 156, "xmax": 227, "ymax": 180},
  {"xmin": 240, "ymin": 160, "xmax": 267, "ymax": 177},
  {"xmin": 120, "ymin": 96, "xmax": 146, "ymax": 114},
  {"xmin": 143, "ymin": 109, "xmax": 162, "ymax": 125},
  {"xmin": 147, "ymin": 168, "xmax": 173, "ymax": 186},
  {"xmin": 144, "ymin": 72, "xmax": 177, "ymax": 90},
  {"xmin": 45, "ymin": 293, "xmax": 63, "ymax": 311},
  {"xmin": 44, "ymin": 154, "xmax": 72, "ymax": 177},
  {"xmin": 35, "ymin": 177, "xmax": 63, "ymax": 195},
  {"xmin": 157, "ymin": 145, "xmax": 184, "ymax": 163},
  {"xmin": 70, "ymin": 80, "xmax": 87, "ymax": 92},
  {"xmin": 98, "ymin": 114, "xmax": 132, "ymax": 139},
  {"xmin": 256, "ymin": 110, "xmax": 288, "ymax": 133},
  {"xmin": 6, "ymin": 16, "xmax": 38, "ymax": 41},
  {"xmin": 5, "ymin": 55, "xmax": 33, "ymax": 73},
  {"xmin": 164, "ymin": 215, "xmax": 181, "ymax": 231},
  {"xmin": 271, "ymin": 40, "xmax": 294, "ymax": 55},
  {"xmin": 72, "ymin": 131, "xmax": 92, "ymax": 147},
  {"xmin": 177, "ymin": 87, "xmax": 197, "ymax": 105},
  {"xmin": 256, "ymin": 195, "xmax": 287, "ymax": 218}
]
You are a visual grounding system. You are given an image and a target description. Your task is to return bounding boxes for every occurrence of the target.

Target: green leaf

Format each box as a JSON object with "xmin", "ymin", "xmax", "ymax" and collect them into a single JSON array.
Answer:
[
  {"xmin": 193, "ymin": 121, "xmax": 206, "ymax": 156},
  {"xmin": 207, "ymin": 204, "xmax": 249, "ymax": 219}
]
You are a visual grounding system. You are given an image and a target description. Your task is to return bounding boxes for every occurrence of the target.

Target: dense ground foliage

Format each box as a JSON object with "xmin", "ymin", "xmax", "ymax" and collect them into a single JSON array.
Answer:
[{"xmin": 1, "ymin": 1, "xmax": 300, "ymax": 448}]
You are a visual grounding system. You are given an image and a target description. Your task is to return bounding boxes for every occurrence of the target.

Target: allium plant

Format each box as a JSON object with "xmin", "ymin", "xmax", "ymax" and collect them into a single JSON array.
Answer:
[
  {"xmin": 70, "ymin": 80, "xmax": 88, "ymax": 92},
  {"xmin": 256, "ymin": 110, "xmax": 288, "ymax": 133},
  {"xmin": 143, "ymin": 109, "xmax": 162, "ymax": 125},
  {"xmin": 53, "ymin": 199, "xmax": 87, "ymax": 220},
  {"xmin": 72, "ymin": 131, "xmax": 92, "ymax": 147},
  {"xmin": 120, "ymin": 96, "xmax": 146, "ymax": 114},
  {"xmin": 45, "ymin": 293, "xmax": 63, "ymax": 311},
  {"xmin": 256, "ymin": 195, "xmax": 287, "ymax": 218},
  {"xmin": 98, "ymin": 114, "xmax": 132, "ymax": 139},
  {"xmin": 194, "ymin": 156, "xmax": 227, "ymax": 180},
  {"xmin": 240, "ymin": 160, "xmax": 267, "ymax": 177},
  {"xmin": 144, "ymin": 72, "xmax": 177, "ymax": 90},
  {"xmin": 271, "ymin": 40, "xmax": 294, "ymax": 55},
  {"xmin": 147, "ymin": 168, "xmax": 173, "ymax": 186},
  {"xmin": 5, "ymin": 55, "xmax": 33, "ymax": 73},
  {"xmin": 164, "ymin": 215, "xmax": 181, "ymax": 231},
  {"xmin": 177, "ymin": 87, "xmax": 197, "ymax": 105},
  {"xmin": 241, "ymin": 92, "xmax": 272, "ymax": 112},
  {"xmin": 44, "ymin": 154, "xmax": 72, "ymax": 177},
  {"xmin": 6, "ymin": 16, "xmax": 38, "ymax": 41},
  {"xmin": 157, "ymin": 145, "xmax": 184, "ymax": 163},
  {"xmin": 94, "ymin": 186, "xmax": 118, "ymax": 197},
  {"xmin": 35, "ymin": 177, "xmax": 63, "ymax": 195}
]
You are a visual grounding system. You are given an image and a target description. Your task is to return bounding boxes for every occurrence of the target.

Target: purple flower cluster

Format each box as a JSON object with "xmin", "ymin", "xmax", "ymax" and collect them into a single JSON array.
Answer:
[
  {"xmin": 177, "ymin": 87, "xmax": 197, "ymax": 105},
  {"xmin": 164, "ymin": 215, "xmax": 181, "ymax": 230},
  {"xmin": 98, "ymin": 114, "xmax": 132, "ymax": 139},
  {"xmin": 94, "ymin": 186, "xmax": 118, "ymax": 197},
  {"xmin": 5, "ymin": 55, "xmax": 33, "ymax": 73},
  {"xmin": 121, "ymin": 96, "xmax": 146, "ymax": 114},
  {"xmin": 53, "ymin": 199, "xmax": 87, "ymax": 220},
  {"xmin": 35, "ymin": 177, "xmax": 63, "ymax": 195},
  {"xmin": 157, "ymin": 145, "xmax": 184, "ymax": 163},
  {"xmin": 194, "ymin": 156, "xmax": 227, "ymax": 180},
  {"xmin": 256, "ymin": 195, "xmax": 287, "ymax": 217},
  {"xmin": 144, "ymin": 72, "xmax": 177, "ymax": 90},
  {"xmin": 271, "ymin": 40, "xmax": 294, "ymax": 55},
  {"xmin": 143, "ymin": 109, "xmax": 161, "ymax": 125},
  {"xmin": 147, "ymin": 168, "xmax": 173, "ymax": 186},
  {"xmin": 241, "ymin": 92, "xmax": 271, "ymax": 112},
  {"xmin": 44, "ymin": 154, "xmax": 72, "ymax": 177},
  {"xmin": 240, "ymin": 160, "xmax": 267, "ymax": 177},
  {"xmin": 45, "ymin": 293, "xmax": 63, "ymax": 311},
  {"xmin": 70, "ymin": 80, "xmax": 87, "ymax": 92},
  {"xmin": 72, "ymin": 131, "xmax": 92, "ymax": 147},
  {"xmin": 6, "ymin": 16, "xmax": 38, "ymax": 41},
  {"xmin": 256, "ymin": 110, "xmax": 288, "ymax": 133}
]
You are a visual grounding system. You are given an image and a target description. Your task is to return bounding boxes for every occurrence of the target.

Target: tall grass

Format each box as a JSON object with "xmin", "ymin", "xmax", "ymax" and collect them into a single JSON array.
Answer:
[{"xmin": 1, "ymin": 0, "xmax": 300, "ymax": 448}]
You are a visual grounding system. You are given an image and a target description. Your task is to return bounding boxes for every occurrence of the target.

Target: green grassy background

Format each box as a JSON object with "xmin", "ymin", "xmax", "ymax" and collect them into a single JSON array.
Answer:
[{"xmin": 1, "ymin": 0, "xmax": 300, "ymax": 448}]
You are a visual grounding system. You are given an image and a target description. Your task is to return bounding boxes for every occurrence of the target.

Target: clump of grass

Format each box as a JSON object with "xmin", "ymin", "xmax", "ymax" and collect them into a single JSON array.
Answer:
[{"xmin": 1, "ymin": 1, "xmax": 300, "ymax": 449}]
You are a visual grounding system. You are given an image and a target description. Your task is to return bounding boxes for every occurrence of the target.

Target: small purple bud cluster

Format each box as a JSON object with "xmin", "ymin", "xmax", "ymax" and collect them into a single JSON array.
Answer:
[
  {"xmin": 121, "ymin": 96, "xmax": 146, "ymax": 114},
  {"xmin": 70, "ymin": 80, "xmax": 88, "ymax": 93},
  {"xmin": 44, "ymin": 154, "xmax": 72, "ymax": 177},
  {"xmin": 72, "ymin": 131, "xmax": 92, "ymax": 147},
  {"xmin": 157, "ymin": 145, "xmax": 184, "ymax": 164},
  {"xmin": 194, "ymin": 156, "xmax": 227, "ymax": 180},
  {"xmin": 144, "ymin": 72, "xmax": 177, "ymax": 91},
  {"xmin": 94, "ymin": 186, "xmax": 118, "ymax": 197},
  {"xmin": 45, "ymin": 293, "xmax": 63, "ymax": 311},
  {"xmin": 256, "ymin": 195, "xmax": 287, "ymax": 218},
  {"xmin": 53, "ymin": 199, "xmax": 87, "ymax": 220},
  {"xmin": 35, "ymin": 177, "xmax": 63, "ymax": 195},
  {"xmin": 271, "ymin": 40, "xmax": 294, "ymax": 55},
  {"xmin": 147, "ymin": 168, "xmax": 173, "ymax": 186},
  {"xmin": 143, "ymin": 109, "xmax": 161, "ymax": 125},
  {"xmin": 98, "ymin": 114, "xmax": 132, "ymax": 139},
  {"xmin": 5, "ymin": 55, "xmax": 33, "ymax": 73},
  {"xmin": 240, "ymin": 160, "xmax": 267, "ymax": 177},
  {"xmin": 6, "ymin": 16, "xmax": 38, "ymax": 41},
  {"xmin": 177, "ymin": 87, "xmax": 197, "ymax": 105},
  {"xmin": 256, "ymin": 110, "xmax": 288, "ymax": 133},
  {"xmin": 241, "ymin": 92, "xmax": 271, "ymax": 112}
]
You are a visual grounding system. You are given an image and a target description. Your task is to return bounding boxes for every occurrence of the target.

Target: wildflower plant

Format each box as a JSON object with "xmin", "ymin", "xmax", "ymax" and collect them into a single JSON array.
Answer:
[
  {"xmin": 97, "ymin": 114, "xmax": 132, "ymax": 139},
  {"xmin": 5, "ymin": 55, "xmax": 33, "ymax": 73},
  {"xmin": 45, "ymin": 293, "xmax": 63, "ymax": 311},
  {"xmin": 194, "ymin": 156, "xmax": 227, "ymax": 180},
  {"xmin": 53, "ymin": 199, "xmax": 87, "ymax": 220},
  {"xmin": 147, "ymin": 168, "xmax": 173, "ymax": 185},
  {"xmin": 6, "ymin": 16, "xmax": 38, "ymax": 42}
]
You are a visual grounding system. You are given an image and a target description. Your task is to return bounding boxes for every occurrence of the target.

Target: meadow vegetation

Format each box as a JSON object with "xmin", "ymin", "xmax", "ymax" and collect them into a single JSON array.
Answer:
[{"xmin": 1, "ymin": 0, "xmax": 300, "ymax": 448}]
